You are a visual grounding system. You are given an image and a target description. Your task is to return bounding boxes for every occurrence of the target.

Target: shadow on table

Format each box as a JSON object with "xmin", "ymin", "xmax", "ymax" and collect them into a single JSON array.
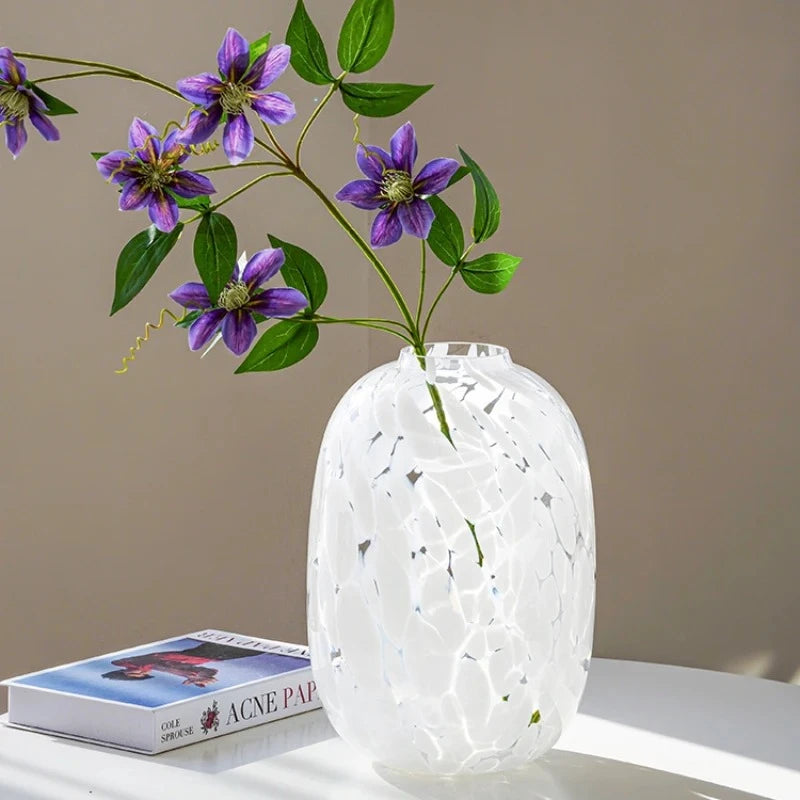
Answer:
[
  {"xmin": 580, "ymin": 661, "xmax": 800, "ymax": 772},
  {"xmin": 375, "ymin": 750, "xmax": 770, "ymax": 800}
]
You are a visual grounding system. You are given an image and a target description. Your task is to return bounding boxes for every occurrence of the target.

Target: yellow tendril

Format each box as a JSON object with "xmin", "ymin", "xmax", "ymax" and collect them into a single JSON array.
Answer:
[
  {"xmin": 352, "ymin": 113, "xmax": 363, "ymax": 146},
  {"xmin": 115, "ymin": 307, "xmax": 187, "ymax": 374},
  {"xmin": 189, "ymin": 140, "xmax": 219, "ymax": 156}
]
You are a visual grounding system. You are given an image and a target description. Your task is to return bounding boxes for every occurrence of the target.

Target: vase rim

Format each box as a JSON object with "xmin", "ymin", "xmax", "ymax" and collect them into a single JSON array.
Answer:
[{"xmin": 399, "ymin": 341, "xmax": 511, "ymax": 368}]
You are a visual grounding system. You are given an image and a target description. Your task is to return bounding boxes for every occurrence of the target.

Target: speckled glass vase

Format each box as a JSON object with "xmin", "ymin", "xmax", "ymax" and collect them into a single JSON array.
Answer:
[{"xmin": 307, "ymin": 342, "xmax": 595, "ymax": 775}]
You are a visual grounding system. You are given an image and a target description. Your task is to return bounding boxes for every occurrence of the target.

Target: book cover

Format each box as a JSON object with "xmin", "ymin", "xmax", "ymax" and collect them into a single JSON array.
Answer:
[{"xmin": 1, "ymin": 629, "xmax": 322, "ymax": 753}]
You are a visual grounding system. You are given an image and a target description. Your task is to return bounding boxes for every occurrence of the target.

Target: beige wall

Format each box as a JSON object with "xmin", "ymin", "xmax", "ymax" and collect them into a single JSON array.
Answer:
[{"xmin": 1, "ymin": 0, "xmax": 798, "ymax": 711}]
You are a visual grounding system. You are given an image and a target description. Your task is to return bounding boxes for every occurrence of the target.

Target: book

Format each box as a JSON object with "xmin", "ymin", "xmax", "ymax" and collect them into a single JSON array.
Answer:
[{"xmin": 1, "ymin": 629, "xmax": 322, "ymax": 754}]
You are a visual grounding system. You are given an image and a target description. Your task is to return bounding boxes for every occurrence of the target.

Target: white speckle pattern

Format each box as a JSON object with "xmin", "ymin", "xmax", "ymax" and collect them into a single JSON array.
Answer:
[{"xmin": 307, "ymin": 344, "xmax": 595, "ymax": 775}]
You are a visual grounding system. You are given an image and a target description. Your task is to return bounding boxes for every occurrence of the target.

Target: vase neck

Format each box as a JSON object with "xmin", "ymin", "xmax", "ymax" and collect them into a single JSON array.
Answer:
[{"xmin": 398, "ymin": 342, "xmax": 512, "ymax": 372}]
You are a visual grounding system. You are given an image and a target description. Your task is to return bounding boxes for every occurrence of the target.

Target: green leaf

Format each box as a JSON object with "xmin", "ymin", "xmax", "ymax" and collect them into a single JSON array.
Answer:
[
  {"xmin": 287, "ymin": 0, "xmax": 335, "ymax": 85},
  {"xmin": 175, "ymin": 310, "xmax": 202, "ymax": 328},
  {"xmin": 340, "ymin": 82, "xmax": 432, "ymax": 117},
  {"xmin": 248, "ymin": 33, "xmax": 271, "ymax": 66},
  {"xmin": 111, "ymin": 224, "xmax": 184, "ymax": 315},
  {"xmin": 447, "ymin": 165, "xmax": 470, "ymax": 187},
  {"xmin": 427, "ymin": 196, "xmax": 464, "ymax": 267},
  {"xmin": 460, "ymin": 253, "xmax": 521, "ymax": 294},
  {"xmin": 235, "ymin": 320, "xmax": 319, "ymax": 373},
  {"xmin": 90, "ymin": 151, "xmax": 107, "ymax": 161},
  {"xmin": 28, "ymin": 83, "xmax": 78, "ymax": 115},
  {"xmin": 458, "ymin": 147, "xmax": 501, "ymax": 243},
  {"xmin": 268, "ymin": 234, "xmax": 328, "ymax": 313},
  {"xmin": 529, "ymin": 709, "xmax": 542, "ymax": 725},
  {"xmin": 337, "ymin": 0, "xmax": 394, "ymax": 73},
  {"xmin": 193, "ymin": 212, "xmax": 237, "ymax": 302},
  {"xmin": 173, "ymin": 193, "xmax": 211, "ymax": 212}
]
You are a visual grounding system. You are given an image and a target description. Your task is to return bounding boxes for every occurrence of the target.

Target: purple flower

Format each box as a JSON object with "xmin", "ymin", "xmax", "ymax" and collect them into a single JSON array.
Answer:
[
  {"xmin": 0, "ymin": 47, "xmax": 59, "ymax": 158},
  {"xmin": 177, "ymin": 29, "xmax": 296, "ymax": 165},
  {"xmin": 335, "ymin": 122, "xmax": 460, "ymax": 248},
  {"xmin": 169, "ymin": 249, "xmax": 309, "ymax": 356},
  {"xmin": 97, "ymin": 118, "xmax": 216, "ymax": 233}
]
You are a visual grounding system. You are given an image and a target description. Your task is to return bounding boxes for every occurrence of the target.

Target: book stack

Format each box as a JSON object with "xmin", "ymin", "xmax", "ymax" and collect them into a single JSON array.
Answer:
[{"xmin": 2, "ymin": 629, "xmax": 322, "ymax": 754}]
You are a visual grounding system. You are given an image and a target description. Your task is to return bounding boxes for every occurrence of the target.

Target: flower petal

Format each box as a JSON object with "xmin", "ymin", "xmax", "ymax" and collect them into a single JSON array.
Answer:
[
  {"xmin": 249, "ymin": 92, "xmax": 296, "ymax": 126},
  {"xmin": 222, "ymin": 309, "xmax": 257, "ymax": 356},
  {"xmin": 335, "ymin": 179, "xmax": 383, "ymax": 210},
  {"xmin": 357, "ymin": 144, "xmax": 393, "ymax": 181},
  {"xmin": 169, "ymin": 282, "xmax": 212, "ymax": 309},
  {"xmin": 171, "ymin": 170, "xmax": 216, "ymax": 198},
  {"xmin": 118, "ymin": 179, "xmax": 152, "ymax": 211},
  {"xmin": 397, "ymin": 198, "xmax": 435, "ymax": 239},
  {"xmin": 247, "ymin": 44, "xmax": 291, "ymax": 90},
  {"xmin": 162, "ymin": 130, "xmax": 190, "ymax": 163},
  {"xmin": 217, "ymin": 28, "xmax": 250, "ymax": 81},
  {"xmin": 413, "ymin": 158, "xmax": 460, "ymax": 197},
  {"xmin": 128, "ymin": 117, "xmax": 159, "ymax": 152},
  {"xmin": 4, "ymin": 118, "xmax": 26, "ymax": 158},
  {"xmin": 0, "ymin": 48, "xmax": 26, "ymax": 84},
  {"xmin": 390, "ymin": 122, "xmax": 417, "ymax": 174},
  {"xmin": 148, "ymin": 192, "xmax": 179, "ymax": 232},
  {"xmin": 97, "ymin": 150, "xmax": 136, "ymax": 183},
  {"xmin": 370, "ymin": 207, "xmax": 403, "ymax": 248},
  {"xmin": 177, "ymin": 104, "xmax": 223, "ymax": 146},
  {"xmin": 189, "ymin": 308, "xmax": 227, "ymax": 351},
  {"xmin": 242, "ymin": 248, "xmax": 285, "ymax": 288},
  {"xmin": 248, "ymin": 287, "xmax": 309, "ymax": 318},
  {"xmin": 28, "ymin": 109, "xmax": 60, "ymax": 142},
  {"xmin": 176, "ymin": 72, "xmax": 223, "ymax": 105},
  {"xmin": 222, "ymin": 113, "xmax": 254, "ymax": 165}
]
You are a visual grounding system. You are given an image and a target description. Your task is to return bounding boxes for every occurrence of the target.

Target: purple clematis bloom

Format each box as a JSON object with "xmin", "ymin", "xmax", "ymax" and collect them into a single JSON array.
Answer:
[
  {"xmin": 177, "ymin": 28, "xmax": 296, "ymax": 165},
  {"xmin": 335, "ymin": 122, "xmax": 460, "ymax": 248},
  {"xmin": 0, "ymin": 47, "xmax": 59, "ymax": 158},
  {"xmin": 169, "ymin": 249, "xmax": 309, "ymax": 356},
  {"xmin": 97, "ymin": 118, "xmax": 216, "ymax": 233}
]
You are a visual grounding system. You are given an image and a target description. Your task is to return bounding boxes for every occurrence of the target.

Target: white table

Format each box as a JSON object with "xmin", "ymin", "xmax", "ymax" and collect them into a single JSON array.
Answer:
[{"xmin": 1, "ymin": 659, "xmax": 797, "ymax": 800}]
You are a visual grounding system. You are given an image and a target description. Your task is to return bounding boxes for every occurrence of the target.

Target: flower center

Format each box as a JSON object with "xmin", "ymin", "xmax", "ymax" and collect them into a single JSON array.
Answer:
[
  {"xmin": 380, "ymin": 170, "xmax": 415, "ymax": 204},
  {"xmin": 139, "ymin": 162, "xmax": 171, "ymax": 192},
  {"xmin": 218, "ymin": 281, "xmax": 250, "ymax": 311},
  {"xmin": 0, "ymin": 86, "xmax": 29, "ymax": 120},
  {"xmin": 220, "ymin": 82, "xmax": 251, "ymax": 116}
]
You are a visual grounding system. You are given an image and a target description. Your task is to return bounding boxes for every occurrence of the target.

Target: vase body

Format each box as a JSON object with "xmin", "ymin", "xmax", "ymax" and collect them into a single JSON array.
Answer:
[{"xmin": 307, "ymin": 343, "xmax": 595, "ymax": 775}]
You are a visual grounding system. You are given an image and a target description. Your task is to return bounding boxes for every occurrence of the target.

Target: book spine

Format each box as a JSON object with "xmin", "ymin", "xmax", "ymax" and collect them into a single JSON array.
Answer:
[{"xmin": 151, "ymin": 669, "xmax": 321, "ymax": 753}]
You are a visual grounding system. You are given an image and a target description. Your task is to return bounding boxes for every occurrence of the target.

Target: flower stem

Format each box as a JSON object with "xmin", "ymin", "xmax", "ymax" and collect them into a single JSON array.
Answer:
[
  {"xmin": 422, "ymin": 241, "xmax": 478, "ymax": 340},
  {"xmin": 299, "ymin": 315, "xmax": 414, "ymax": 345},
  {"xmin": 211, "ymin": 171, "xmax": 293, "ymax": 213},
  {"xmin": 260, "ymin": 121, "xmax": 293, "ymax": 165},
  {"xmin": 194, "ymin": 161, "xmax": 285, "ymax": 174},
  {"xmin": 16, "ymin": 52, "xmax": 182, "ymax": 98},
  {"xmin": 295, "ymin": 74, "xmax": 346, "ymax": 167},
  {"xmin": 253, "ymin": 136, "xmax": 283, "ymax": 160},
  {"xmin": 291, "ymin": 167, "xmax": 418, "ymax": 333},
  {"xmin": 34, "ymin": 69, "xmax": 120, "ymax": 83},
  {"xmin": 416, "ymin": 240, "xmax": 427, "ymax": 330}
]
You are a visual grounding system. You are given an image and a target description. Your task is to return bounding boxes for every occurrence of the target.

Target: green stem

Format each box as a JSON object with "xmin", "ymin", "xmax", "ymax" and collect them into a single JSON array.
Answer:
[
  {"xmin": 211, "ymin": 171, "xmax": 293, "ymax": 213},
  {"xmin": 253, "ymin": 136, "xmax": 283, "ymax": 160},
  {"xmin": 34, "ymin": 69, "xmax": 120, "ymax": 83},
  {"xmin": 260, "ymin": 121, "xmax": 293, "ymax": 165},
  {"xmin": 295, "ymin": 74, "xmax": 346, "ymax": 167},
  {"xmin": 292, "ymin": 167, "xmax": 418, "ymax": 333},
  {"xmin": 195, "ymin": 161, "xmax": 285, "ymax": 174},
  {"xmin": 422, "ymin": 241, "xmax": 478, "ymax": 340},
  {"xmin": 16, "ymin": 52, "xmax": 182, "ymax": 98},
  {"xmin": 299, "ymin": 316, "xmax": 414, "ymax": 345},
  {"xmin": 416, "ymin": 240, "xmax": 427, "ymax": 331}
]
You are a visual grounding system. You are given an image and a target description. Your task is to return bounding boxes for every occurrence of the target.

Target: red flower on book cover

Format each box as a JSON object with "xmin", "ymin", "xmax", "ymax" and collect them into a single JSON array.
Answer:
[{"xmin": 200, "ymin": 700, "xmax": 220, "ymax": 734}]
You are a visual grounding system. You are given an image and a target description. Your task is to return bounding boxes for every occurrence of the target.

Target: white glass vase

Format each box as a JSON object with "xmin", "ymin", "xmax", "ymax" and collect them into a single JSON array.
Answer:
[{"xmin": 307, "ymin": 343, "xmax": 595, "ymax": 775}]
